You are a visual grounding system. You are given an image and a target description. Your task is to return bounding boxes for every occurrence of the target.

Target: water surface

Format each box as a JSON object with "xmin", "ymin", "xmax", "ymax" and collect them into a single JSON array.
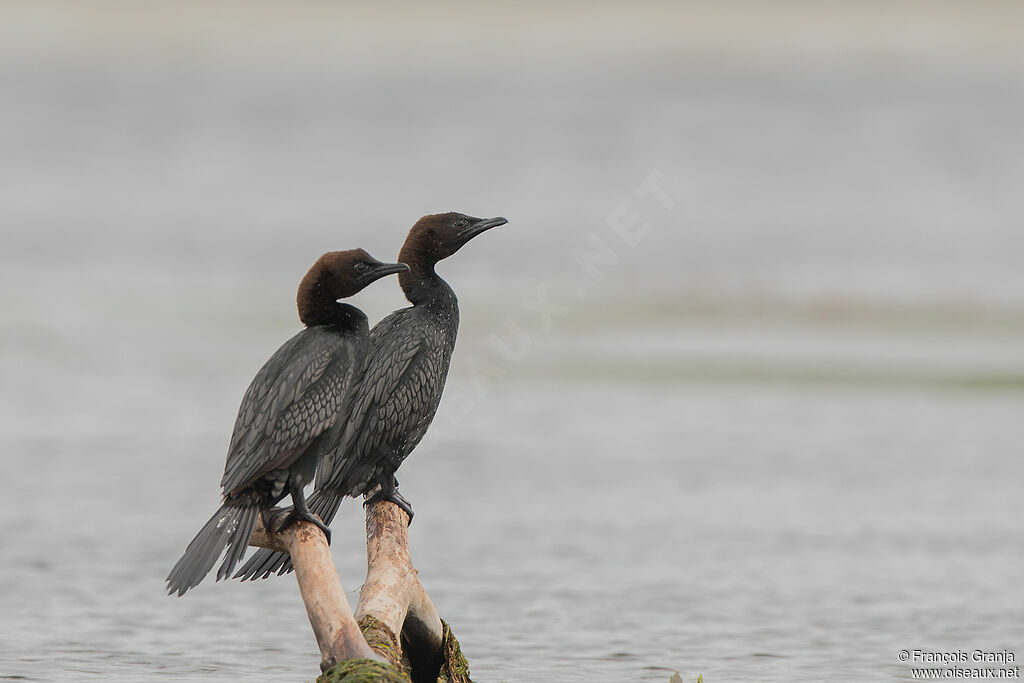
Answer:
[{"xmin": 2, "ymin": 48, "xmax": 1023, "ymax": 683}]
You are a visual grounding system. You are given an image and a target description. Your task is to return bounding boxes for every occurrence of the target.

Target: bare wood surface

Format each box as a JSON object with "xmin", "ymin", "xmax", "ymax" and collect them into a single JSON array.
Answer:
[
  {"xmin": 247, "ymin": 500, "xmax": 464, "ymax": 680},
  {"xmin": 355, "ymin": 500, "xmax": 443, "ymax": 656},
  {"xmin": 249, "ymin": 514, "xmax": 380, "ymax": 671}
]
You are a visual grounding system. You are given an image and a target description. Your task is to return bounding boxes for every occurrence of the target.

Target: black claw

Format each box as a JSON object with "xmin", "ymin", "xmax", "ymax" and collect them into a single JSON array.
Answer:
[
  {"xmin": 388, "ymin": 489, "xmax": 415, "ymax": 524},
  {"xmin": 364, "ymin": 482, "xmax": 414, "ymax": 524},
  {"xmin": 306, "ymin": 514, "xmax": 331, "ymax": 544},
  {"xmin": 279, "ymin": 508, "xmax": 331, "ymax": 544},
  {"xmin": 287, "ymin": 483, "xmax": 331, "ymax": 543}
]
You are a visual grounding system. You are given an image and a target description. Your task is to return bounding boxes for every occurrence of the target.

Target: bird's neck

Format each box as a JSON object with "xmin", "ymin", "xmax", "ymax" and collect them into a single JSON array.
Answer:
[
  {"xmin": 398, "ymin": 244, "xmax": 455, "ymax": 307},
  {"xmin": 297, "ymin": 275, "xmax": 364, "ymax": 328},
  {"xmin": 302, "ymin": 301, "xmax": 364, "ymax": 330}
]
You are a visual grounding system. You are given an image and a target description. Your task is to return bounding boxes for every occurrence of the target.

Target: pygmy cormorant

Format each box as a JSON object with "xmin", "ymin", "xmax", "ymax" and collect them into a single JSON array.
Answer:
[
  {"xmin": 236, "ymin": 212, "xmax": 507, "ymax": 580},
  {"xmin": 165, "ymin": 250, "xmax": 408, "ymax": 596}
]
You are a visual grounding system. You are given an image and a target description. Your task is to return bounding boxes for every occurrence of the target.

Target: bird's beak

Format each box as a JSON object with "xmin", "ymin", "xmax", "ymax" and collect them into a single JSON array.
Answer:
[
  {"xmin": 460, "ymin": 216, "xmax": 508, "ymax": 241},
  {"xmin": 363, "ymin": 262, "xmax": 410, "ymax": 283}
]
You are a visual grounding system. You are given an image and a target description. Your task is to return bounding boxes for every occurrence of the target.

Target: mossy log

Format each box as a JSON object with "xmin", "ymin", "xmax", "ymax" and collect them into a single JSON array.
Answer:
[{"xmin": 249, "ymin": 499, "xmax": 473, "ymax": 682}]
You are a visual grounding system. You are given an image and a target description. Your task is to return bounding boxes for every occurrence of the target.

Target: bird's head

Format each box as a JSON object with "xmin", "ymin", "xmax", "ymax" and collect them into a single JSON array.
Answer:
[
  {"xmin": 402, "ymin": 212, "xmax": 509, "ymax": 263},
  {"xmin": 297, "ymin": 249, "xmax": 408, "ymax": 324}
]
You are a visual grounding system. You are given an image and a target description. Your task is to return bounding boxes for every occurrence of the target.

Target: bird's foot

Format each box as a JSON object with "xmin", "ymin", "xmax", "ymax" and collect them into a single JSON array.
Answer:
[
  {"xmin": 280, "ymin": 508, "xmax": 331, "ymax": 544},
  {"xmin": 261, "ymin": 506, "xmax": 294, "ymax": 534},
  {"xmin": 364, "ymin": 486, "xmax": 414, "ymax": 524}
]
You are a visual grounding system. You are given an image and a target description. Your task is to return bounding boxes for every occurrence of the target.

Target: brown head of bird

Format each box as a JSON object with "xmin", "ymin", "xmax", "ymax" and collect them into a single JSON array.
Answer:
[
  {"xmin": 297, "ymin": 249, "xmax": 408, "ymax": 326},
  {"xmin": 398, "ymin": 212, "xmax": 508, "ymax": 285}
]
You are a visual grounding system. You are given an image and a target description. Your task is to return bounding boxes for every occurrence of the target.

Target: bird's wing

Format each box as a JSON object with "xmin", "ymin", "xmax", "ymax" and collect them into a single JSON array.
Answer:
[
  {"xmin": 315, "ymin": 311, "xmax": 450, "ymax": 493},
  {"xmin": 220, "ymin": 328, "xmax": 361, "ymax": 496}
]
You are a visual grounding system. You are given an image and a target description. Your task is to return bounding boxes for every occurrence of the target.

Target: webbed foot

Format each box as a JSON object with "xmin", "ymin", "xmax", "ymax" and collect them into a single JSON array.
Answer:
[
  {"xmin": 364, "ymin": 477, "xmax": 414, "ymax": 524},
  {"xmin": 284, "ymin": 508, "xmax": 331, "ymax": 544},
  {"xmin": 288, "ymin": 484, "xmax": 332, "ymax": 543}
]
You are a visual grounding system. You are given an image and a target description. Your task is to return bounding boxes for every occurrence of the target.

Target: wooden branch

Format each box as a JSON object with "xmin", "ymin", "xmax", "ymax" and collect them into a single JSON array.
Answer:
[
  {"xmin": 247, "ymin": 501, "xmax": 470, "ymax": 681},
  {"xmin": 355, "ymin": 500, "xmax": 444, "ymax": 673},
  {"xmin": 249, "ymin": 514, "xmax": 381, "ymax": 671}
]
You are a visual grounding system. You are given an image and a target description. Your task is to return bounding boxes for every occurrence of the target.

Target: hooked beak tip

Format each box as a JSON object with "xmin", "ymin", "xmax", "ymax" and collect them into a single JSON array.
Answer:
[{"xmin": 463, "ymin": 216, "xmax": 508, "ymax": 238}]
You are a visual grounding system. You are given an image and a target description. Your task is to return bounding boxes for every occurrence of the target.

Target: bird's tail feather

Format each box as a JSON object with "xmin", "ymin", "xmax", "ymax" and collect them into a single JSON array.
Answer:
[
  {"xmin": 234, "ymin": 490, "xmax": 343, "ymax": 581},
  {"xmin": 166, "ymin": 503, "xmax": 259, "ymax": 596}
]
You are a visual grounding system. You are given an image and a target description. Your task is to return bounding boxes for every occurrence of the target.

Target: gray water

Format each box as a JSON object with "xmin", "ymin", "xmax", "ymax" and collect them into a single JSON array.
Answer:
[{"xmin": 2, "ymin": 35, "xmax": 1024, "ymax": 683}]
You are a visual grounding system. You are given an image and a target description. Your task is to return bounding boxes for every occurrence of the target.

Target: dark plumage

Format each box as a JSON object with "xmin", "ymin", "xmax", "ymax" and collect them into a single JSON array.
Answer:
[
  {"xmin": 236, "ymin": 212, "xmax": 507, "ymax": 580},
  {"xmin": 165, "ymin": 250, "xmax": 408, "ymax": 596}
]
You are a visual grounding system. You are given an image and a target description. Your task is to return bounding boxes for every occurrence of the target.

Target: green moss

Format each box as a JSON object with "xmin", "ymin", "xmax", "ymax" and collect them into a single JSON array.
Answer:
[
  {"xmin": 358, "ymin": 615, "xmax": 405, "ymax": 671},
  {"xmin": 317, "ymin": 616, "xmax": 474, "ymax": 683},
  {"xmin": 437, "ymin": 620, "xmax": 472, "ymax": 683},
  {"xmin": 316, "ymin": 658, "xmax": 409, "ymax": 683}
]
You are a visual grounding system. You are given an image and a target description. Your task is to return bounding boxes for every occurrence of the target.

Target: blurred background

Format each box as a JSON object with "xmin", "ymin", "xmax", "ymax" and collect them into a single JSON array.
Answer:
[{"xmin": 1, "ymin": 2, "xmax": 1022, "ymax": 681}]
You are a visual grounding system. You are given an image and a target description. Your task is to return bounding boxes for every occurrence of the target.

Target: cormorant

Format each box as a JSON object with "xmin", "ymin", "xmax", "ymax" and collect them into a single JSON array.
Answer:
[
  {"xmin": 236, "ymin": 212, "xmax": 507, "ymax": 580},
  {"xmin": 165, "ymin": 250, "xmax": 408, "ymax": 596}
]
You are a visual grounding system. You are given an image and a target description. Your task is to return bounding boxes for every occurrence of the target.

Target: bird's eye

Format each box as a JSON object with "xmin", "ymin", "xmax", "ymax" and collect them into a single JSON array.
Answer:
[
  {"xmin": 455, "ymin": 218, "xmax": 468, "ymax": 228},
  {"xmin": 354, "ymin": 262, "xmax": 370, "ymax": 273}
]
